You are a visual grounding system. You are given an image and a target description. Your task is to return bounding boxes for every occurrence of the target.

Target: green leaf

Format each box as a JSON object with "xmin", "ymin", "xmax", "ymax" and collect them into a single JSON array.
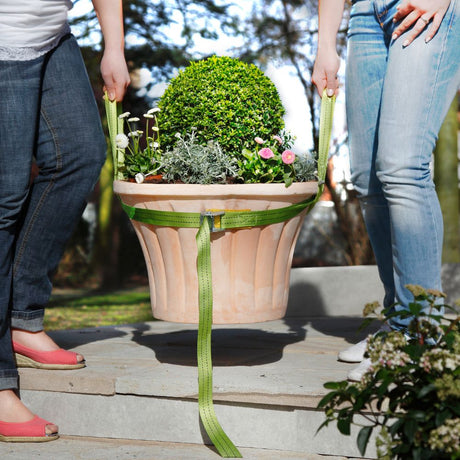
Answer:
[
  {"xmin": 337, "ymin": 416, "xmax": 351, "ymax": 435},
  {"xmin": 417, "ymin": 383, "xmax": 436, "ymax": 399},
  {"xmin": 436, "ymin": 409, "xmax": 452, "ymax": 426},
  {"xmin": 317, "ymin": 391, "xmax": 337, "ymax": 408},
  {"xmin": 403, "ymin": 418, "xmax": 418, "ymax": 443},
  {"xmin": 389, "ymin": 418, "xmax": 404, "ymax": 437},
  {"xmin": 323, "ymin": 381, "xmax": 344, "ymax": 390},
  {"xmin": 408, "ymin": 410, "xmax": 426, "ymax": 422},
  {"xmin": 357, "ymin": 426, "xmax": 372, "ymax": 456}
]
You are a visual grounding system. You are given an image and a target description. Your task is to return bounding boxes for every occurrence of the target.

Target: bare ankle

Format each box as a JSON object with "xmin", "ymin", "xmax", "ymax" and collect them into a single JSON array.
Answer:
[{"xmin": 0, "ymin": 390, "xmax": 34, "ymax": 423}]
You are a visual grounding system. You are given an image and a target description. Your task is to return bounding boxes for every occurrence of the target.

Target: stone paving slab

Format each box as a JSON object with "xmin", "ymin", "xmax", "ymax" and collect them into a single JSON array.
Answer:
[
  {"xmin": 0, "ymin": 436, "xmax": 358, "ymax": 460},
  {"xmin": 18, "ymin": 317, "xmax": 375, "ymax": 403},
  {"xmin": 15, "ymin": 317, "xmax": 380, "ymax": 458}
]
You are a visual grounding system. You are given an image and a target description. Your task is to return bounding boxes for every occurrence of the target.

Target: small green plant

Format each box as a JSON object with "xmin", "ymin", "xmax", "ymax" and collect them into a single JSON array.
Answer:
[
  {"xmin": 115, "ymin": 109, "xmax": 162, "ymax": 178},
  {"xmin": 238, "ymin": 132, "xmax": 316, "ymax": 186},
  {"xmin": 317, "ymin": 285, "xmax": 460, "ymax": 459}
]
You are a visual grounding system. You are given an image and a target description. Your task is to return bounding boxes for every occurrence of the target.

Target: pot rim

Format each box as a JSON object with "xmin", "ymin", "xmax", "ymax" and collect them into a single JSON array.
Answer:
[{"xmin": 113, "ymin": 180, "xmax": 318, "ymax": 198}]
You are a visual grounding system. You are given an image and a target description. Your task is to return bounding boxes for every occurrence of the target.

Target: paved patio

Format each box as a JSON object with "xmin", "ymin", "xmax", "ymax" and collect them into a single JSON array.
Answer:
[{"xmin": 3, "ymin": 265, "xmax": 459, "ymax": 459}]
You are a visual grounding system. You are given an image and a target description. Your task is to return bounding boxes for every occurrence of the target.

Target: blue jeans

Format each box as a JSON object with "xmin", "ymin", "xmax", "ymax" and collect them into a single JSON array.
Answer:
[
  {"xmin": 0, "ymin": 35, "xmax": 106, "ymax": 390},
  {"xmin": 346, "ymin": 0, "xmax": 460, "ymax": 328}
]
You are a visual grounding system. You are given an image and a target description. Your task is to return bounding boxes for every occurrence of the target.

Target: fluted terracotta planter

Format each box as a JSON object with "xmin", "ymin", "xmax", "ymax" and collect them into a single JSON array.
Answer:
[{"xmin": 114, "ymin": 180, "xmax": 318, "ymax": 324}]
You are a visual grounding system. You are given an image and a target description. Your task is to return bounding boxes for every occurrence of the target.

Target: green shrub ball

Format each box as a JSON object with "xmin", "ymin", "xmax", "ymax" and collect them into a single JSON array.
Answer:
[{"xmin": 158, "ymin": 56, "xmax": 285, "ymax": 155}]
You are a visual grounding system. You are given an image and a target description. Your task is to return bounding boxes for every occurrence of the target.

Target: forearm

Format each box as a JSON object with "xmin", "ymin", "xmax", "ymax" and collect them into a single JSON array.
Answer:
[
  {"xmin": 312, "ymin": 0, "xmax": 346, "ymax": 96},
  {"xmin": 91, "ymin": 0, "xmax": 125, "ymax": 53},
  {"xmin": 91, "ymin": 0, "xmax": 130, "ymax": 101},
  {"xmin": 317, "ymin": 0, "xmax": 346, "ymax": 53}
]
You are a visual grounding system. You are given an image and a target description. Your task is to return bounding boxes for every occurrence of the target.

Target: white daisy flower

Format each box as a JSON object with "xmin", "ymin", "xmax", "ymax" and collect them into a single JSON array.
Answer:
[
  {"xmin": 143, "ymin": 114, "xmax": 154, "ymax": 119},
  {"xmin": 128, "ymin": 117, "xmax": 140, "ymax": 122},
  {"xmin": 118, "ymin": 112, "xmax": 131, "ymax": 119},
  {"xmin": 115, "ymin": 133, "xmax": 129, "ymax": 149},
  {"xmin": 135, "ymin": 173, "xmax": 145, "ymax": 184},
  {"xmin": 152, "ymin": 126, "xmax": 159, "ymax": 132},
  {"xmin": 147, "ymin": 108, "xmax": 161, "ymax": 114},
  {"xmin": 174, "ymin": 132, "xmax": 181, "ymax": 138}
]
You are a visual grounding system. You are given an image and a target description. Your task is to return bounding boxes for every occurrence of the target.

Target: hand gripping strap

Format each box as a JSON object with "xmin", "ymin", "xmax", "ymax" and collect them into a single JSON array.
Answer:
[{"xmin": 107, "ymin": 91, "xmax": 335, "ymax": 458}]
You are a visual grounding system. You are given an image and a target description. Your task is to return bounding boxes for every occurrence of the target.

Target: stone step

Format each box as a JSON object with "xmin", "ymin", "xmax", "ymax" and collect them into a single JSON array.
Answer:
[
  {"xmin": 17, "ymin": 316, "xmax": 375, "ymax": 458},
  {"xmin": 1, "ymin": 435, "xmax": 355, "ymax": 460},
  {"xmin": 11, "ymin": 265, "xmax": 459, "ymax": 459}
]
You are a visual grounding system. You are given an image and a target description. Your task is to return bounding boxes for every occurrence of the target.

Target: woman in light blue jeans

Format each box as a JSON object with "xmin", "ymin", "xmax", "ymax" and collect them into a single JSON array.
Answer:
[{"xmin": 313, "ymin": 0, "xmax": 460, "ymax": 381}]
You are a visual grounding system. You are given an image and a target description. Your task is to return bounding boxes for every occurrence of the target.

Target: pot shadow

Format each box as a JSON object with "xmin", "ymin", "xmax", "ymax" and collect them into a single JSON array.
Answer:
[
  {"xmin": 286, "ymin": 280, "xmax": 380, "ymax": 345},
  {"xmin": 130, "ymin": 316, "xmax": 309, "ymax": 368}
]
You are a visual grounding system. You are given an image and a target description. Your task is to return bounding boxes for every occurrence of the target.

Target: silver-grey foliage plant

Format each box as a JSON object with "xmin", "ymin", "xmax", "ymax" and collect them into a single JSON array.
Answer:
[{"xmin": 161, "ymin": 130, "xmax": 239, "ymax": 184}]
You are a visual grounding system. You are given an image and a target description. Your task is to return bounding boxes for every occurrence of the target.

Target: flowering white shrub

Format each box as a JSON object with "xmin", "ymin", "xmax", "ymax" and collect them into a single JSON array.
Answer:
[{"xmin": 318, "ymin": 285, "xmax": 460, "ymax": 459}]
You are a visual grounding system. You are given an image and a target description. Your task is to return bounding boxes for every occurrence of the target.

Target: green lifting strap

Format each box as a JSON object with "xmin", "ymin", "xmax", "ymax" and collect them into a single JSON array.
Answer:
[{"xmin": 106, "ymin": 91, "xmax": 335, "ymax": 458}]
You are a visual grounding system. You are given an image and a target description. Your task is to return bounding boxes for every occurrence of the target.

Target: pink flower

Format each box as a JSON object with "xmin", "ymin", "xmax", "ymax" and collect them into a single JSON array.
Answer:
[
  {"xmin": 281, "ymin": 150, "xmax": 295, "ymax": 164},
  {"xmin": 254, "ymin": 136, "xmax": 264, "ymax": 144},
  {"xmin": 259, "ymin": 147, "xmax": 274, "ymax": 159},
  {"xmin": 272, "ymin": 135, "xmax": 283, "ymax": 145}
]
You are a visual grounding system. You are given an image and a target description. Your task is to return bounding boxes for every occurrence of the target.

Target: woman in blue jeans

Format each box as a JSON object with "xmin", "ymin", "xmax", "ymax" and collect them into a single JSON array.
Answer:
[
  {"xmin": 312, "ymin": 0, "xmax": 459, "ymax": 381},
  {"xmin": 0, "ymin": 0, "xmax": 130, "ymax": 441}
]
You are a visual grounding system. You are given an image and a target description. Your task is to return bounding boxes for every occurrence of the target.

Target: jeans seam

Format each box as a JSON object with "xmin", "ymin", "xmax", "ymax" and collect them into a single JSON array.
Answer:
[
  {"xmin": 12, "ymin": 108, "xmax": 63, "ymax": 276},
  {"xmin": 416, "ymin": 0, "xmax": 456, "ymax": 262}
]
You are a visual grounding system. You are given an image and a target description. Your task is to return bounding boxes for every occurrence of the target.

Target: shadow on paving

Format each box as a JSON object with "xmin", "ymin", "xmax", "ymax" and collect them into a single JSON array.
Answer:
[{"xmin": 129, "ymin": 319, "xmax": 310, "ymax": 367}]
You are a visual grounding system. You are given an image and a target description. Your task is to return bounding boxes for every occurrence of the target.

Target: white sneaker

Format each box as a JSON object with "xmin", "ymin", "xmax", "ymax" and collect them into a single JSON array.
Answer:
[
  {"xmin": 347, "ymin": 358, "xmax": 372, "ymax": 382},
  {"xmin": 338, "ymin": 323, "xmax": 392, "ymax": 363}
]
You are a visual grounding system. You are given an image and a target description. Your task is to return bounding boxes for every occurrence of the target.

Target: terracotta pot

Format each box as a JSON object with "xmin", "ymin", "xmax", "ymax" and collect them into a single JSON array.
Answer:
[{"xmin": 114, "ymin": 181, "xmax": 318, "ymax": 324}]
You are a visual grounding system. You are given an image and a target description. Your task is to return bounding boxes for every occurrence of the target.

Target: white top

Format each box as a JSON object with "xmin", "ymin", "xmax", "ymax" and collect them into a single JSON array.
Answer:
[{"xmin": 0, "ymin": 0, "xmax": 73, "ymax": 61}]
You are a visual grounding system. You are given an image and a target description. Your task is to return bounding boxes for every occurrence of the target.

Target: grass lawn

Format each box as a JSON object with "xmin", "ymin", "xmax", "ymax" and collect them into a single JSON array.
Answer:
[{"xmin": 45, "ymin": 288, "xmax": 154, "ymax": 330}]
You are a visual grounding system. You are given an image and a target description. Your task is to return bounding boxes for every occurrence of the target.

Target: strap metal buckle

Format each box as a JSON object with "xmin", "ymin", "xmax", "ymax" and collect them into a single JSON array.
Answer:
[{"xmin": 200, "ymin": 210, "xmax": 225, "ymax": 232}]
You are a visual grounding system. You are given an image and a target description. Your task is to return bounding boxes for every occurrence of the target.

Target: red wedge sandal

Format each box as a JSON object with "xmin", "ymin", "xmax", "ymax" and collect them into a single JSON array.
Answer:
[{"xmin": 13, "ymin": 341, "xmax": 85, "ymax": 370}]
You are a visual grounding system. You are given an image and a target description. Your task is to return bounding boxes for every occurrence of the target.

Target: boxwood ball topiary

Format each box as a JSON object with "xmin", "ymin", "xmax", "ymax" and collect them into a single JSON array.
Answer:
[{"xmin": 157, "ymin": 56, "xmax": 285, "ymax": 155}]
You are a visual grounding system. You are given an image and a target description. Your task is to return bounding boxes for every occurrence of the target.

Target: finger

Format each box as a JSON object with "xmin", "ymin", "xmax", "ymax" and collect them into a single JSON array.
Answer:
[
  {"xmin": 325, "ymin": 71, "xmax": 339, "ymax": 97},
  {"xmin": 104, "ymin": 79, "xmax": 129, "ymax": 102},
  {"xmin": 401, "ymin": 15, "xmax": 431, "ymax": 46},
  {"xmin": 311, "ymin": 72, "xmax": 327, "ymax": 97},
  {"xmin": 425, "ymin": 10, "xmax": 446, "ymax": 43},
  {"xmin": 104, "ymin": 85, "xmax": 116, "ymax": 101},
  {"xmin": 393, "ymin": 2, "xmax": 413, "ymax": 22},
  {"xmin": 392, "ymin": 10, "xmax": 420, "ymax": 39}
]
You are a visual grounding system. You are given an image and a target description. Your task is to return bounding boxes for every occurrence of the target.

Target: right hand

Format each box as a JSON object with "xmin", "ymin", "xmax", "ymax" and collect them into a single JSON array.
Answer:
[
  {"xmin": 101, "ymin": 49, "xmax": 131, "ymax": 102},
  {"xmin": 312, "ymin": 48, "xmax": 341, "ymax": 97}
]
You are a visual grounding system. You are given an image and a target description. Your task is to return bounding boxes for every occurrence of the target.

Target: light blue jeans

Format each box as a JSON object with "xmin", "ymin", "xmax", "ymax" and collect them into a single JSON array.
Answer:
[
  {"xmin": 346, "ymin": 0, "xmax": 460, "ymax": 328},
  {"xmin": 0, "ymin": 35, "xmax": 106, "ymax": 390}
]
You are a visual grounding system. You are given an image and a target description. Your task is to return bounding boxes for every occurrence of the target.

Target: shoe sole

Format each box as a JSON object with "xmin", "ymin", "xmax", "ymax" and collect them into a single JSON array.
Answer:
[
  {"xmin": 0, "ymin": 434, "xmax": 59, "ymax": 442},
  {"xmin": 337, "ymin": 356, "xmax": 363, "ymax": 363},
  {"xmin": 15, "ymin": 353, "xmax": 86, "ymax": 370}
]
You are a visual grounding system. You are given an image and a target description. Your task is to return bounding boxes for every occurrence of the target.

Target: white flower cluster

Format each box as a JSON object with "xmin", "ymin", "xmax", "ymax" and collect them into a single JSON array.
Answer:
[
  {"xmin": 117, "ymin": 108, "xmax": 161, "ymax": 147},
  {"xmin": 420, "ymin": 348, "xmax": 460, "ymax": 373},
  {"xmin": 367, "ymin": 331, "xmax": 411, "ymax": 371},
  {"xmin": 428, "ymin": 418, "xmax": 460, "ymax": 454}
]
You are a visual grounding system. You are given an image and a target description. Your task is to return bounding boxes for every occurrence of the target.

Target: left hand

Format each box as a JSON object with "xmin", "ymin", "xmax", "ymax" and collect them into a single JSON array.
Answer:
[{"xmin": 392, "ymin": 0, "xmax": 451, "ymax": 46}]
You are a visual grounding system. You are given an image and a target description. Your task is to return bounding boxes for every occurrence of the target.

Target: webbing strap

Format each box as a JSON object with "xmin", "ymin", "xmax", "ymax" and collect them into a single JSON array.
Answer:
[
  {"xmin": 106, "ymin": 91, "xmax": 335, "ymax": 458},
  {"xmin": 120, "ymin": 194, "xmax": 318, "ymax": 230},
  {"xmin": 196, "ymin": 216, "xmax": 242, "ymax": 457}
]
